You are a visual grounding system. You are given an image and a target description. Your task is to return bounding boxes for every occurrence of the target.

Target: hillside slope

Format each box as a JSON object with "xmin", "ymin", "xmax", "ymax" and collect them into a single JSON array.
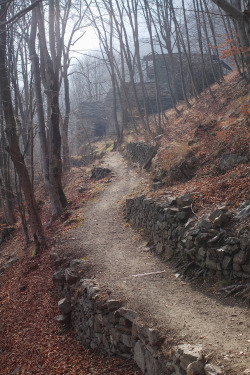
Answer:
[{"xmin": 125, "ymin": 71, "xmax": 249, "ymax": 218}]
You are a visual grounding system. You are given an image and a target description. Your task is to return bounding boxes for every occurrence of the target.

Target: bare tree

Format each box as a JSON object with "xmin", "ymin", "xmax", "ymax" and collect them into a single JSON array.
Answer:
[{"xmin": 0, "ymin": 1, "xmax": 46, "ymax": 249}]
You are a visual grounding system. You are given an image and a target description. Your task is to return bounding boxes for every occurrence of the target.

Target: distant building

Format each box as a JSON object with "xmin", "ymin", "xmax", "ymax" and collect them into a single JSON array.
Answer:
[
  {"xmin": 77, "ymin": 101, "xmax": 114, "ymax": 138},
  {"xmin": 76, "ymin": 53, "xmax": 232, "ymax": 140},
  {"xmin": 143, "ymin": 53, "xmax": 231, "ymax": 99}
]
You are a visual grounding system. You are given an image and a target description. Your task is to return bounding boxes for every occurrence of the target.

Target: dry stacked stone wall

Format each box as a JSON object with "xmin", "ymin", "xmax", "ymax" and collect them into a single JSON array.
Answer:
[
  {"xmin": 127, "ymin": 142, "xmax": 156, "ymax": 168},
  {"xmin": 125, "ymin": 195, "xmax": 250, "ymax": 280},
  {"xmin": 51, "ymin": 256, "xmax": 222, "ymax": 375}
]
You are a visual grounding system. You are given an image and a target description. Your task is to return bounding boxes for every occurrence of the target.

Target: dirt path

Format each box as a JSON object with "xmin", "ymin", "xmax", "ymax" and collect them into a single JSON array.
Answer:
[{"xmin": 61, "ymin": 152, "xmax": 250, "ymax": 375}]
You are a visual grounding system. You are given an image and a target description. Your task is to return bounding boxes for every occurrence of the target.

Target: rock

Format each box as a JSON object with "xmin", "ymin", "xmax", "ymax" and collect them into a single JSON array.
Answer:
[
  {"xmin": 106, "ymin": 300, "xmax": 123, "ymax": 312},
  {"xmin": 176, "ymin": 211, "xmax": 189, "ymax": 221},
  {"xmin": 174, "ymin": 344, "xmax": 203, "ymax": 370},
  {"xmin": 65, "ymin": 268, "xmax": 79, "ymax": 284},
  {"xmin": 222, "ymin": 256, "xmax": 233, "ymax": 270},
  {"xmin": 185, "ymin": 218, "xmax": 196, "ymax": 229},
  {"xmin": 225, "ymin": 237, "xmax": 240, "ymax": 245},
  {"xmin": 234, "ymin": 250, "xmax": 248, "ymax": 265},
  {"xmin": 198, "ymin": 216, "xmax": 212, "ymax": 230},
  {"xmin": 52, "ymin": 270, "xmax": 66, "ymax": 283},
  {"xmin": 186, "ymin": 354, "xmax": 206, "ymax": 375},
  {"xmin": 55, "ymin": 314, "xmax": 70, "ymax": 325},
  {"xmin": 240, "ymin": 234, "xmax": 250, "ymax": 251},
  {"xmin": 69, "ymin": 259, "xmax": 82, "ymax": 268},
  {"xmin": 146, "ymin": 328, "xmax": 163, "ymax": 347},
  {"xmin": 235, "ymin": 203, "xmax": 250, "ymax": 221},
  {"xmin": 116, "ymin": 308, "xmax": 138, "ymax": 323},
  {"xmin": 87, "ymin": 286, "xmax": 100, "ymax": 299},
  {"xmin": 134, "ymin": 341, "xmax": 146, "ymax": 373},
  {"xmin": 90, "ymin": 167, "xmax": 111, "ymax": 180},
  {"xmin": 176, "ymin": 194, "xmax": 192, "ymax": 208},
  {"xmin": 121, "ymin": 333, "xmax": 135, "ymax": 348},
  {"xmin": 219, "ymin": 153, "xmax": 247, "ymax": 171},
  {"xmin": 58, "ymin": 298, "xmax": 72, "ymax": 315},
  {"xmin": 167, "ymin": 196, "xmax": 177, "ymax": 206},
  {"xmin": 204, "ymin": 363, "xmax": 222, "ymax": 375},
  {"xmin": 209, "ymin": 206, "xmax": 228, "ymax": 221},
  {"xmin": 242, "ymin": 263, "xmax": 250, "ymax": 274},
  {"xmin": 145, "ymin": 349, "xmax": 161, "ymax": 375},
  {"xmin": 205, "ymin": 257, "xmax": 217, "ymax": 271}
]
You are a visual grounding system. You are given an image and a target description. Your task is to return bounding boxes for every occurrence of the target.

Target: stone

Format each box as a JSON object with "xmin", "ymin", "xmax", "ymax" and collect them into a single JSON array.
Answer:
[
  {"xmin": 155, "ymin": 243, "xmax": 164, "ymax": 254},
  {"xmin": 185, "ymin": 218, "xmax": 196, "ymax": 229},
  {"xmin": 146, "ymin": 328, "xmax": 163, "ymax": 347},
  {"xmin": 195, "ymin": 233, "xmax": 210, "ymax": 245},
  {"xmin": 176, "ymin": 194, "xmax": 192, "ymax": 208},
  {"xmin": 240, "ymin": 234, "xmax": 250, "ymax": 251},
  {"xmin": 219, "ymin": 153, "xmax": 248, "ymax": 171},
  {"xmin": 110, "ymin": 328, "xmax": 121, "ymax": 346},
  {"xmin": 222, "ymin": 256, "xmax": 233, "ymax": 270},
  {"xmin": 119, "ymin": 317, "xmax": 132, "ymax": 327},
  {"xmin": 90, "ymin": 167, "xmax": 111, "ymax": 180},
  {"xmin": 225, "ymin": 237, "xmax": 240, "ymax": 245},
  {"xmin": 205, "ymin": 257, "xmax": 217, "ymax": 271},
  {"xmin": 167, "ymin": 196, "xmax": 177, "ymax": 206},
  {"xmin": 107, "ymin": 300, "xmax": 123, "ymax": 312},
  {"xmin": 208, "ymin": 233, "xmax": 223, "ymax": 244},
  {"xmin": 204, "ymin": 363, "xmax": 222, "ymax": 375},
  {"xmin": 134, "ymin": 341, "xmax": 146, "ymax": 373},
  {"xmin": 58, "ymin": 298, "xmax": 72, "ymax": 315},
  {"xmin": 174, "ymin": 344, "xmax": 203, "ymax": 370},
  {"xmin": 116, "ymin": 308, "xmax": 138, "ymax": 323},
  {"xmin": 52, "ymin": 270, "xmax": 66, "ymax": 283},
  {"xmin": 55, "ymin": 314, "xmax": 70, "ymax": 324},
  {"xmin": 65, "ymin": 268, "xmax": 79, "ymax": 284},
  {"xmin": 236, "ymin": 203, "xmax": 250, "ymax": 221},
  {"xmin": 121, "ymin": 333, "xmax": 135, "ymax": 348},
  {"xmin": 213, "ymin": 214, "xmax": 230, "ymax": 228},
  {"xmin": 70, "ymin": 259, "xmax": 84, "ymax": 268},
  {"xmin": 176, "ymin": 212, "xmax": 189, "ymax": 221},
  {"xmin": 145, "ymin": 349, "xmax": 161, "ymax": 375},
  {"xmin": 242, "ymin": 263, "xmax": 250, "ymax": 274},
  {"xmin": 198, "ymin": 216, "xmax": 212, "ymax": 230},
  {"xmin": 87, "ymin": 286, "xmax": 100, "ymax": 299},
  {"xmin": 164, "ymin": 207, "xmax": 179, "ymax": 217},
  {"xmin": 209, "ymin": 209, "xmax": 230, "ymax": 227},
  {"xmin": 234, "ymin": 250, "xmax": 248, "ymax": 265}
]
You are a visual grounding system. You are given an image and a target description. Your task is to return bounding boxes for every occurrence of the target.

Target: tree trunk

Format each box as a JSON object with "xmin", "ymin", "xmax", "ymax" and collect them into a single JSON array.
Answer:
[{"xmin": 0, "ymin": 2, "xmax": 46, "ymax": 248}]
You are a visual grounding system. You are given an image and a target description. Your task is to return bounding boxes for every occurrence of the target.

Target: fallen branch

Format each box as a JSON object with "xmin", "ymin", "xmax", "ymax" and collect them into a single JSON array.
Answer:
[{"xmin": 131, "ymin": 270, "xmax": 166, "ymax": 277}]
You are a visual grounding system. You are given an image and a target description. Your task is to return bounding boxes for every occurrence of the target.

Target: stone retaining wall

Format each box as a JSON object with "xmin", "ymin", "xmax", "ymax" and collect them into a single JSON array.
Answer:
[
  {"xmin": 51, "ymin": 258, "xmax": 222, "ymax": 375},
  {"xmin": 125, "ymin": 195, "xmax": 250, "ymax": 280},
  {"xmin": 127, "ymin": 142, "xmax": 156, "ymax": 168}
]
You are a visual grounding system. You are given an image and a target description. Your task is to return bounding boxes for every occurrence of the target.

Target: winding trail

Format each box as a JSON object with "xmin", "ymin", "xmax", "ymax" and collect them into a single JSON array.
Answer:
[{"xmin": 62, "ymin": 152, "xmax": 249, "ymax": 375}]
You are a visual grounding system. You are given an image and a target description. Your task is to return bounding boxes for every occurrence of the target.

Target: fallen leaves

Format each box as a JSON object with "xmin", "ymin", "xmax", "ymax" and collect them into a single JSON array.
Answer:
[{"xmin": 0, "ymin": 247, "xmax": 141, "ymax": 375}]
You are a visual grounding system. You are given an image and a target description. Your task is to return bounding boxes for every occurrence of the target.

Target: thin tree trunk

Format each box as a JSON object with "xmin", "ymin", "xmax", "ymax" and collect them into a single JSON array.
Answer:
[{"xmin": 0, "ymin": 3, "xmax": 46, "ymax": 249}]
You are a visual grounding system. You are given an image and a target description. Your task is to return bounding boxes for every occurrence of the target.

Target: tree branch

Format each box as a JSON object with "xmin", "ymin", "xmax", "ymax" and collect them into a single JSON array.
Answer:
[
  {"xmin": 0, "ymin": 0, "xmax": 45, "ymax": 26},
  {"xmin": 210, "ymin": 0, "xmax": 248, "ymax": 23}
]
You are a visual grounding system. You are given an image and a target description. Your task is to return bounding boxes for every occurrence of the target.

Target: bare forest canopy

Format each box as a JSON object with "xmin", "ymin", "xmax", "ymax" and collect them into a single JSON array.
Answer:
[{"xmin": 0, "ymin": 0, "xmax": 250, "ymax": 248}]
